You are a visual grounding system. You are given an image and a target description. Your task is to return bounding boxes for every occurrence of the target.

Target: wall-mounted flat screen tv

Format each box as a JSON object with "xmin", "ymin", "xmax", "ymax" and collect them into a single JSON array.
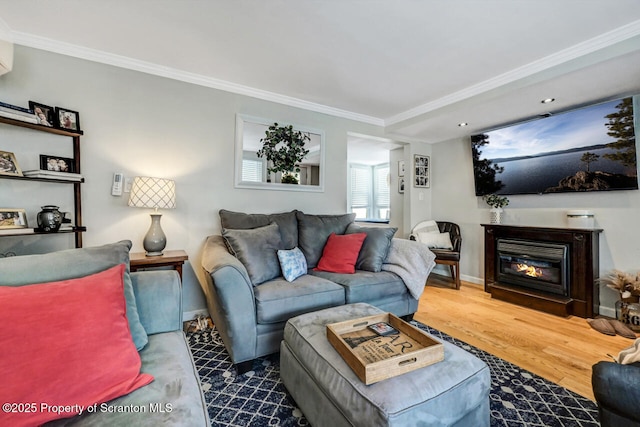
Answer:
[{"xmin": 471, "ymin": 96, "xmax": 638, "ymax": 196}]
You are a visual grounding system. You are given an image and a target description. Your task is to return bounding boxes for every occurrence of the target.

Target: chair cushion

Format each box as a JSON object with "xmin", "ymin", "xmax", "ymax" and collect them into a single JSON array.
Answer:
[
  {"xmin": 222, "ymin": 222, "xmax": 283, "ymax": 285},
  {"xmin": 253, "ymin": 275, "xmax": 345, "ymax": 324},
  {"xmin": 346, "ymin": 224, "xmax": 397, "ymax": 272},
  {"xmin": 315, "ymin": 232, "xmax": 367, "ymax": 274},
  {"xmin": 219, "ymin": 209, "xmax": 299, "ymax": 249},
  {"xmin": 0, "ymin": 264, "xmax": 153, "ymax": 426},
  {"xmin": 417, "ymin": 231, "xmax": 453, "ymax": 249},
  {"xmin": 296, "ymin": 212, "xmax": 355, "ymax": 268},
  {"xmin": 0, "ymin": 240, "xmax": 148, "ymax": 350},
  {"xmin": 431, "ymin": 249, "xmax": 460, "ymax": 262}
]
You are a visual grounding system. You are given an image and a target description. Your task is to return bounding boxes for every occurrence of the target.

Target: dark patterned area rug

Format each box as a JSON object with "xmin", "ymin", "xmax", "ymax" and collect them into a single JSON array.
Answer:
[{"xmin": 187, "ymin": 322, "xmax": 599, "ymax": 427}]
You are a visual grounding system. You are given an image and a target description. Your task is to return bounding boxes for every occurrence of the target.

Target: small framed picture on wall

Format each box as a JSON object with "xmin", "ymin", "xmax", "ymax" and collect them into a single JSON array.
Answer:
[
  {"xmin": 0, "ymin": 150, "xmax": 23, "ymax": 177},
  {"xmin": 414, "ymin": 154, "xmax": 430, "ymax": 188},
  {"xmin": 29, "ymin": 101, "xmax": 55, "ymax": 127},
  {"xmin": 55, "ymin": 107, "xmax": 81, "ymax": 132},
  {"xmin": 398, "ymin": 177, "xmax": 405, "ymax": 193},
  {"xmin": 0, "ymin": 208, "xmax": 28, "ymax": 229}
]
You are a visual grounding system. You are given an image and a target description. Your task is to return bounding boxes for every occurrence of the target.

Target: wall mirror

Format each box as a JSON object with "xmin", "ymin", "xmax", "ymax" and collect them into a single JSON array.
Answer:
[{"xmin": 235, "ymin": 114, "xmax": 325, "ymax": 192}]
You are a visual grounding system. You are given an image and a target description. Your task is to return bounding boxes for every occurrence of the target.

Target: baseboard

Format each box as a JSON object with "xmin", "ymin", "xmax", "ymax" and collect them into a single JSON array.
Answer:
[
  {"xmin": 461, "ymin": 274, "xmax": 483, "ymax": 286},
  {"xmin": 183, "ymin": 308, "xmax": 209, "ymax": 322},
  {"xmin": 598, "ymin": 305, "xmax": 616, "ymax": 319}
]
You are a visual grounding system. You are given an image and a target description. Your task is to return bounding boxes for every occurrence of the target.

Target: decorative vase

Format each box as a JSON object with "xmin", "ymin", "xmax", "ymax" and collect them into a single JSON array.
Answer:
[
  {"xmin": 616, "ymin": 296, "xmax": 640, "ymax": 331},
  {"xmin": 37, "ymin": 205, "xmax": 62, "ymax": 232},
  {"xmin": 143, "ymin": 213, "xmax": 167, "ymax": 256},
  {"xmin": 490, "ymin": 208, "xmax": 504, "ymax": 224}
]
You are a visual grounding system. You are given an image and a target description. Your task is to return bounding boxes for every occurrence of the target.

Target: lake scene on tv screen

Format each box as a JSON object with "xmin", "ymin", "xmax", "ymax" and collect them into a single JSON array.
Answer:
[{"xmin": 472, "ymin": 97, "xmax": 638, "ymax": 195}]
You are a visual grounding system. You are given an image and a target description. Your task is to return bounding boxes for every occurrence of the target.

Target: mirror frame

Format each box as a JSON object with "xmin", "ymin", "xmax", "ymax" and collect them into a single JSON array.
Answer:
[{"xmin": 234, "ymin": 114, "xmax": 325, "ymax": 192}]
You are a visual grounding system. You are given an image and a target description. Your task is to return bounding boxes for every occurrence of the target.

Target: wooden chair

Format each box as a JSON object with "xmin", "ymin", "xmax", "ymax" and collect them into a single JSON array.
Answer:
[{"xmin": 410, "ymin": 221, "xmax": 462, "ymax": 289}]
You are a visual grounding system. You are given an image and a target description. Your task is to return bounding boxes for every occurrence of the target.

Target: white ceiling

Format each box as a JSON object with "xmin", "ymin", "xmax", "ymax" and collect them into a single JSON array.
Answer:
[{"xmin": 1, "ymin": 0, "xmax": 640, "ymax": 144}]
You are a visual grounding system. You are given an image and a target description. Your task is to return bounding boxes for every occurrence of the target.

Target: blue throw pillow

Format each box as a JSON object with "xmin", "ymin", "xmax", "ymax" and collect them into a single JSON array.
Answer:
[{"xmin": 277, "ymin": 247, "xmax": 308, "ymax": 282}]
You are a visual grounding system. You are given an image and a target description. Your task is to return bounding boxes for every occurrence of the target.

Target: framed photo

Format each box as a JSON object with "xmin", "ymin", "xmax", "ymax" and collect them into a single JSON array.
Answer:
[
  {"xmin": 55, "ymin": 107, "xmax": 81, "ymax": 132},
  {"xmin": 414, "ymin": 154, "xmax": 430, "ymax": 188},
  {"xmin": 398, "ymin": 160, "xmax": 405, "ymax": 177},
  {"xmin": 0, "ymin": 208, "xmax": 28, "ymax": 229},
  {"xmin": 398, "ymin": 177, "xmax": 405, "ymax": 193},
  {"xmin": 0, "ymin": 150, "xmax": 23, "ymax": 176},
  {"xmin": 28, "ymin": 101, "xmax": 55, "ymax": 127},
  {"xmin": 40, "ymin": 154, "xmax": 75, "ymax": 173}
]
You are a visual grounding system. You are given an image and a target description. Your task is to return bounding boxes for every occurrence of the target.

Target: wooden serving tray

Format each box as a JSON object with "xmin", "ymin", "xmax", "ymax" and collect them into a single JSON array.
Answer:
[{"xmin": 326, "ymin": 313, "xmax": 444, "ymax": 385}]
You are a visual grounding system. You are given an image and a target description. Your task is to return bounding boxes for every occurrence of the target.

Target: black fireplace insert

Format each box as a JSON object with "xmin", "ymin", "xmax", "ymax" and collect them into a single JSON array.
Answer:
[{"xmin": 496, "ymin": 239, "xmax": 569, "ymax": 296}]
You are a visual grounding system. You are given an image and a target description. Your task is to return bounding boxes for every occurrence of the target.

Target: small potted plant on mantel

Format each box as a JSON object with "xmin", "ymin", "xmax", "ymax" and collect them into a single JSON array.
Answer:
[
  {"xmin": 256, "ymin": 123, "xmax": 310, "ymax": 184},
  {"xmin": 483, "ymin": 194, "xmax": 509, "ymax": 224}
]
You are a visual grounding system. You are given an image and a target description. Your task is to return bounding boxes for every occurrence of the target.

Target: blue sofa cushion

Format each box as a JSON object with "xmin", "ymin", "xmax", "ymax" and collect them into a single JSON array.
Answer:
[
  {"xmin": 346, "ymin": 224, "xmax": 397, "ymax": 272},
  {"xmin": 254, "ymin": 275, "xmax": 345, "ymax": 324},
  {"xmin": 222, "ymin": 222, "xmax": 283, "ymax": 285},
  {"xmin": 46, "ymin": 331, "xmax": 210, "ymax": 426},
  {"xmin": 0, "ymin": 240, "xmax": 148, "ymax": 350},
  {"xmin": 310, "ymin": 269, "xmax": 408, "ymax": 304},
  {"xmin": 219, "ymin": 209, "xmax": 299, "ymax": 249},
  {"xmin": 296, "ymin": 212, "xmax": 356, "ymax": 268}
]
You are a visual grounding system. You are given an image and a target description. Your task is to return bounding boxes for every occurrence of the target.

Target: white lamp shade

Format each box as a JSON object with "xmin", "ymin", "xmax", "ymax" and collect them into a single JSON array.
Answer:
[{"xmin": 128, "ymin": 177, "xmax": 176, "ymax": 209}]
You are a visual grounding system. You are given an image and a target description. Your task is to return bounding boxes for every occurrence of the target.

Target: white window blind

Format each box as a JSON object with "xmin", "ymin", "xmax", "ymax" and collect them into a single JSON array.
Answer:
[
  {"xmin": 349, "ymin": 163, "xmax": 390, "ymax": 220},
  {"xmin": 350, "ymin": 165, "xmax": 371, "ymax": 219},
  {"xmin": 242, "ymin": 159, "xmax": 263, "ymax": 182},
  {"xmin": 374, "ymin": 165, "xmax": 390, "ymax": 209}
]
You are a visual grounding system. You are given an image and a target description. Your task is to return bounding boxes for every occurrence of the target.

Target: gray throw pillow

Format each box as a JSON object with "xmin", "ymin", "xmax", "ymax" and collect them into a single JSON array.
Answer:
[
  {"xmin": 296, "ymin": 212, "xmax": 356, "ymax": 268},
  {"xmin": 346, "ymin": 223, "xmax": 398, "ymax": 272},
  {"xmin": 0, "ymin": 240, "xmax": 148, "ymax": 350},
  {"xmin": 222, "ymin": 222, "xmax": 283, "ymax": 285},
  {"xmin": 219, "ymin": 209, "xmax": 299, "ymax": 249}
]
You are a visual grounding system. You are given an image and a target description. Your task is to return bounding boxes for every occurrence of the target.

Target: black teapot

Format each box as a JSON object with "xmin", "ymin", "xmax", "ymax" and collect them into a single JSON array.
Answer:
[{"xmin": 37, "ymin": 205, "xmax": 62, "ymax": 232}]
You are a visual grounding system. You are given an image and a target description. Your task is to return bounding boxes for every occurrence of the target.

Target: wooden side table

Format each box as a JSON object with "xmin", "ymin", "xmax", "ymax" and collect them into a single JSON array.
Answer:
[{"xmin": 130, "ymin": 250, "xmax": 189, "ymax": 280}]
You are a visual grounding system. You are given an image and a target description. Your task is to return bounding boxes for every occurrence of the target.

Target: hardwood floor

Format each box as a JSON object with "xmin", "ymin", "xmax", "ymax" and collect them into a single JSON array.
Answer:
[{"xmin": 415, "ymin": 274, "xmax": 635, "ymax": 401}]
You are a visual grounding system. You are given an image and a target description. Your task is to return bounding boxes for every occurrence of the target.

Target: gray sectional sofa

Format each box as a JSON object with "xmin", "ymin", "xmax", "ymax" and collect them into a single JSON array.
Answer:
[
  {"xmin": 201, "ymin": 210, "xmax": 436, "ymax": 372},
  {"xmin": 0, "ymin": 241, "xmax": 209, "ymax": 426}
]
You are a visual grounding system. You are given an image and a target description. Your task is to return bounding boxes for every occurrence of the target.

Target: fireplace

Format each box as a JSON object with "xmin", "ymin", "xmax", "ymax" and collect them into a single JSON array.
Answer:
[
  {"xmin": 497, "ymin": 239, "xmax": 569, "ymax": 297},
  {"xmin": 482, "ymin": 224, "xmax": 601, "ymax": 318}
]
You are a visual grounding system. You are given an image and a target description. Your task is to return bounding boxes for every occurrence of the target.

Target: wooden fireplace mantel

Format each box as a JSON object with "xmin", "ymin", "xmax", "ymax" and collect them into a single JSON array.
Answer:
[{"xmin": 482, "ymin": 224, "xmax": 602, "ymax": 318}]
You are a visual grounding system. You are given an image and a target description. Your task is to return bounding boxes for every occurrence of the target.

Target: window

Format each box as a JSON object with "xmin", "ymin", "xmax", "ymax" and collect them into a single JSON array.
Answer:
[
  {"xmin": 242, "ymin": 159, "xmax": 263, "ymax": 182},
  {"xmin": 349, "ymin": 163, "xmax": 390, "ymax": 221}
]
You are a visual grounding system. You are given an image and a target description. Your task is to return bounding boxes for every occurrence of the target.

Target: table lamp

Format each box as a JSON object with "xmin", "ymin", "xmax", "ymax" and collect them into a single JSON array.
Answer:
[{"xmin": 128, "ymin": 176, "xmax": 176, "ymax": 256}]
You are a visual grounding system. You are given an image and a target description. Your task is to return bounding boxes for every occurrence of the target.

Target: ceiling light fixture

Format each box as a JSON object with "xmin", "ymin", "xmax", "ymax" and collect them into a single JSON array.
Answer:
[
  {"xmin": 541, "ymin": 98, "xmax": 555, "ymax": 104},
  {"xmin": 458, "ymin": 122, "xmax": 468, "ymax": 127}
]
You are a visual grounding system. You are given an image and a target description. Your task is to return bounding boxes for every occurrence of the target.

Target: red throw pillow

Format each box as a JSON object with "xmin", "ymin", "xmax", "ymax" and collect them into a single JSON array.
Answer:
[
  {"xmin": 315, "ymin": 232, "xmax": 367, "ymax": 274},
  {"xmin": 0, "ymin": 264, "xmax": 154, "ymax": 426}
]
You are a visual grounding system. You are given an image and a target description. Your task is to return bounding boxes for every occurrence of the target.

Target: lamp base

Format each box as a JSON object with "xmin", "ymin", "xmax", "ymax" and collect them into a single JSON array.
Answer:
[{"xmin": 143, "ymin": 213, "xmax": 167, "ymax": 257}]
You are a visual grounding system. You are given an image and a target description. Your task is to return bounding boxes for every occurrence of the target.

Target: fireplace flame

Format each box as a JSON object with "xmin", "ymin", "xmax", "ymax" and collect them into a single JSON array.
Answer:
[{"xmin": 516, "ymin": 263, "xmax": 543, "ymax": 278}]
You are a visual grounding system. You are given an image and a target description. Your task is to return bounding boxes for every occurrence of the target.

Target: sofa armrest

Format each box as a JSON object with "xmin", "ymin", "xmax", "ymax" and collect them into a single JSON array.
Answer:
[
  {"xmin": 201, "ymin": 235, "xmax": 257, "ymax": 363},
  {"xmin": 592, "ymin": 361, "xmax": 640, "ymax": 424},
  {"xmin": 131, "ymin": 270, "xmax": 183, "ymax": 335}
]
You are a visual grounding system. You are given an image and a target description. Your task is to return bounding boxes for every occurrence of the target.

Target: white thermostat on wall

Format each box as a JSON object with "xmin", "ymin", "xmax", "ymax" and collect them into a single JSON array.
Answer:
[{"xmin": 112, "ymin": 172, "xmax": 124, "ymax": 196}]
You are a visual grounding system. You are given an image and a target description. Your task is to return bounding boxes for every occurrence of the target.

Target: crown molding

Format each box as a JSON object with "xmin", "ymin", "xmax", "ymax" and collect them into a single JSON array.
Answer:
[
  {"xmin": 10, "ymin": 31, "xmax": 385, "ymax": 127},
  {"xmin": 385, "ymin": 19, "xmax": 640, "ymax": 126}
]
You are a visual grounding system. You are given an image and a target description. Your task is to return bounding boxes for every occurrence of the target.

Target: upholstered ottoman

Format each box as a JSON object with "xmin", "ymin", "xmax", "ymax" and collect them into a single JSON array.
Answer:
[{"xmin": 280, "ymin": 303, "xmax": 490, "ymax": 427}]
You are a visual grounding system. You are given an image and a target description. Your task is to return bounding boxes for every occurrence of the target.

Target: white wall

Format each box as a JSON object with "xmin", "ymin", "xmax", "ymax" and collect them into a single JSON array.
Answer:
[
  {"xmin": 431, "ymin": 135, "xmax": 640, "ymax": 316},
  {"xmin": 0, "ymin": 46, "xmax": 389, "ymax": 318}
]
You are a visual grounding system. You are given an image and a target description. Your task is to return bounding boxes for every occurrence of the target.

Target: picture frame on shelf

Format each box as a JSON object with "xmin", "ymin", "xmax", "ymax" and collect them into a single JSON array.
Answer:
[
  {"xmin": 55, "ymin": 107, "xmax": 80, "ymax": 132},
  {"xmin": 0, "ymin": 150, "xmax": 23, "ymax": 177},
  {"xmin": 0, "ymin": 208, "xmax": 28, "ymax": 229},
  {"xmin": 28, "ymin": 101, "xmax": 55, "ymax": 127},
  {"xmin": 414, "ymin": 154, "xmax": 430, "ymax": 188},
  {"xmin": 40, "ymin": 154, "xmax": 75, "ymax": 173},
  {"xmin": 398, "ymin": 177, "xmax": 405, "ymax": 193},
  {"xmin": 398, "ymin": 160, "xmax": 405, "ymax": 177}
]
